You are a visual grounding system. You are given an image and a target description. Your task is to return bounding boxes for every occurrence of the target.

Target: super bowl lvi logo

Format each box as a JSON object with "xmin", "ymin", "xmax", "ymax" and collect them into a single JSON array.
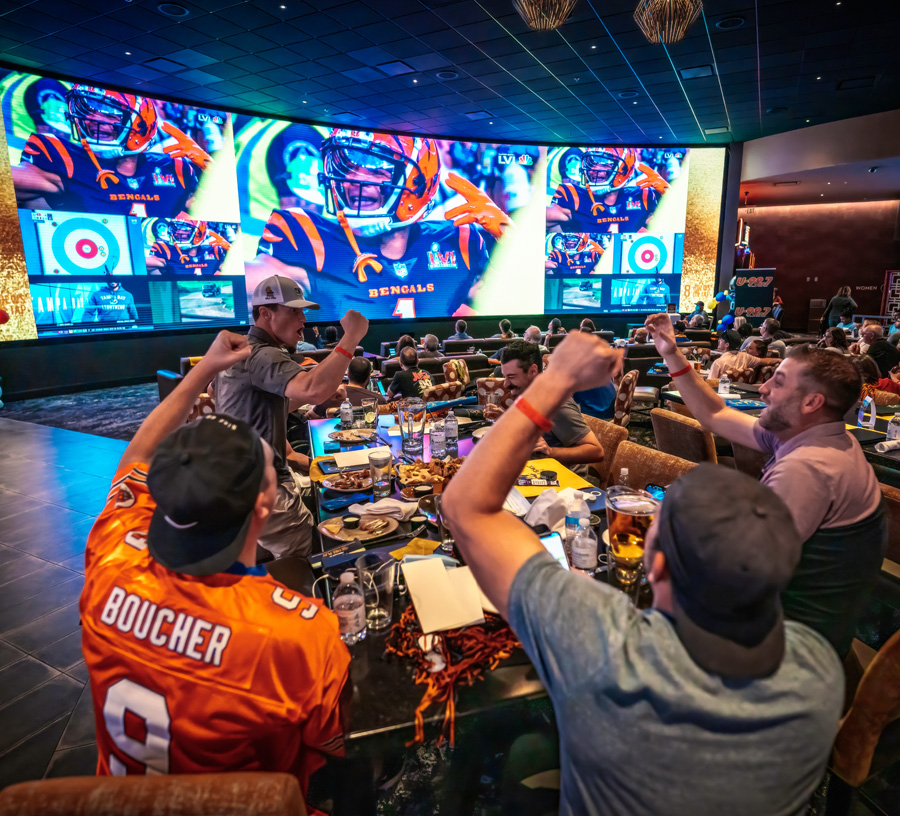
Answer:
[{"xmin": 427, "ymin": 242, "xmax": 457, "ymax": 270}]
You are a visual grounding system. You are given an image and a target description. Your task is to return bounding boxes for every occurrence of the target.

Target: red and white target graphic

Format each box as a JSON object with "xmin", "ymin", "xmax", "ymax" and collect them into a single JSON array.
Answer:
[
  {"xmin": 36, "ymin": 213, "xmax": 132, "ymax": 276},
  {"xmin": 620, "ymin": 233, "xmax": 676, "ymax": 276}
]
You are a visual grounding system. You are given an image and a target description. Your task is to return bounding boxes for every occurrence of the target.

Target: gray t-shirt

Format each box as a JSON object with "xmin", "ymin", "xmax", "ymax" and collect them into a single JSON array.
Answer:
[
  {"xmin": 216, "ymin": 327, "xmax": 302, "ymax": 484},
  {"xmin": 509, "ymin": 551, "xmax": 843, "ymax": 816},
  {"xmin": 545, "ymin": 397, "xmax": 590, "ymax": 449}
]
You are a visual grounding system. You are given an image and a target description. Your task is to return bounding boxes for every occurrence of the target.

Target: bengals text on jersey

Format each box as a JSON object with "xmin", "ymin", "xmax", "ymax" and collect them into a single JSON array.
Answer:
[
  {"xmin": 21, "ymin": 132, "xmax": 198, "ymax": 217},
  {"xmin": 80, "ymin": 462, "xmax": 349, "ymax": 804},
  {"xmin": 551, "ymin": 182, "xmax": 660, "ymax": 234},
  {"xmin": 257, "ymin": 208, "xmax": 490, "ymax": 319},
  {"xmin": 150, "ymin": 241, "xmax": 226, "ymax": 275},
  {"xmin": 546, "ymin": 249, "xmax": 602, "ymax": 277}
]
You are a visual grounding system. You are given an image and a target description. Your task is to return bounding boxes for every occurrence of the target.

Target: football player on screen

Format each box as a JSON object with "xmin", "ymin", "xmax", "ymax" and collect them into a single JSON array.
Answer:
[
  {"xmin": 246, "ymin": 129, "xmax": 513, "ymax": 319},
  {"xmin": 546, "ymin": 147, "xmax": 669, "ymax": 234},
  {"xmin": 146, "ymin": 216, "xmax": 230, "ymax": 276},
  {"xmin": 12, "ymin": 85, "xmax": 210, "ymax": 218},
  {"xmin": 545, "ymin": 233, "xmax": 608, "ymax": 276}
]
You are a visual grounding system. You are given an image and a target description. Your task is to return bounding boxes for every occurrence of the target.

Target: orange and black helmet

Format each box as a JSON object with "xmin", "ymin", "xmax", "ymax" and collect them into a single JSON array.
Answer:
[{"xmin": 66, "ymin": 85, "xmax": 157, "ymax": 158}]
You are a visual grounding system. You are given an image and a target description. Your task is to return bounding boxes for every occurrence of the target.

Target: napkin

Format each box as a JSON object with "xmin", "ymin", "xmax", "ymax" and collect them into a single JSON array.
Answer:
[
  {"xmin": 401, "ymin": 560, "xmax": 485, "ymax": 633},
  {"xmin": 874, "ymin": 439, "xmax": 900, "ymax": 453},
  {"xmin": 333, "ymin": 445, "xmax": 391, "ymax": 468},
  {"xmin": 347, "ymin": 496, "xmax": 419, "ymax": 521},
  {"xmin": 523, "ymin": 486, "xmax": 582, "ymax": 535}
]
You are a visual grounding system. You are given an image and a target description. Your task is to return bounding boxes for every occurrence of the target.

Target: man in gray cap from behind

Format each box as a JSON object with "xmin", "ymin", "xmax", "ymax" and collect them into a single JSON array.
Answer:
[{"xmin": 441, "ymin": 328, "xmax": 843, "ymax": 816}]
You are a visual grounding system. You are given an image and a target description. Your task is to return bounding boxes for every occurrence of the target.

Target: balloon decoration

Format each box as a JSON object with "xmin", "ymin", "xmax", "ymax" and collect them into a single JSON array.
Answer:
[
  {"xmin": 721, "ymin": 313, "xmax": 735, "ymax": 327},
  {"xmin": 707, "ymin": 289, "xmax": 736, "ymax": 330},
  {"xmin": 0, "ymin": 309, "xmax": 9, "ymax": 325}
]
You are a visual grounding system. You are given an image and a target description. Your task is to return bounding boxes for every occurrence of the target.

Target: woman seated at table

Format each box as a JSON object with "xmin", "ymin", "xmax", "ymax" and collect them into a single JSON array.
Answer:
[
  {"xmin": 818, "ymin": 327, "xmax": 851, "ymax": 355},
  {"xmin": 851, "ymin": 355, "xmax": 900, "ymax": 404}
]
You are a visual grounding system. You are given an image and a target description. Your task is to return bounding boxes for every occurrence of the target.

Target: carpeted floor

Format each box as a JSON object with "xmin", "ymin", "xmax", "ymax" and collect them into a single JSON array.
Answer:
[{"xmin": 1, "ymin": 383, "xmax": 158, "ymax": 441}]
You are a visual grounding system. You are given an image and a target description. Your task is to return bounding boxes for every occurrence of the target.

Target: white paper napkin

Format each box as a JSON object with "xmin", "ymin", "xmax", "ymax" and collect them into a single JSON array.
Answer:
[
  {"xmin": 333, "ymin": 445, "xmax": 391, "ymax": 468},
  {"xmin": 401, "ymin": 560, "xmax": 485, "ymax": 633},
  {"xmin": 523, "ymin": 486, "xmax": 581, "ymax": 535},
  {"xmin": 874, "ymin": 439, "xmax": 900, "ymax": 453},
  {"xmin": 347, "ymin": 496, "xmax": 419, "ymax": 521}
]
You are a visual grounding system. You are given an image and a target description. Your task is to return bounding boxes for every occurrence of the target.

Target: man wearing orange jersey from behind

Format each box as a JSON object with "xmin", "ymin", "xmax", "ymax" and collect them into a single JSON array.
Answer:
[{"xmin": 80, "ymin": 330, "xmax": 348, "ymax": 812}]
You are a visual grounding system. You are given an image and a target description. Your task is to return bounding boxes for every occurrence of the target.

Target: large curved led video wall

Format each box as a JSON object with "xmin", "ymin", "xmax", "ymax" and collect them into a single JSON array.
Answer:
[{"xmin": 0, "ymin": 69, "xmax": 726, "ymax": 343}]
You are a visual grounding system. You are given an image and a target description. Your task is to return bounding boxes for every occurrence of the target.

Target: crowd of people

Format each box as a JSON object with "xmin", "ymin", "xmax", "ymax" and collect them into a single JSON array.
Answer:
[{"xmin": 76, "ymin": 273, "xmax": 893, "ymax": 816}]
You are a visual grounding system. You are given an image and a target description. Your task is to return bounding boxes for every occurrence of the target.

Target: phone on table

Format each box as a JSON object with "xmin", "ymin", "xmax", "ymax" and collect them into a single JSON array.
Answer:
[
  {"xmin": 540, "ymin": 531, "xmax": 570, "ymax": 571},
  {"xmin": 644, "ymin": 483, "xmax": 667, "ymax": 501}
]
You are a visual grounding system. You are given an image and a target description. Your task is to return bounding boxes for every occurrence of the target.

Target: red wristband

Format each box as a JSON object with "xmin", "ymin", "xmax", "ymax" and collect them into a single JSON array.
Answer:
[
  {"xmin": 335, "ymin": 346, "xmax": 353, "ymax": 361},
  {"xmin": 514, "ymin": 396, "xmax": 554, "ymax": 432},
  {"xmin": 670, "ymin": 364, "xmax": 693, "ymax": 378}
]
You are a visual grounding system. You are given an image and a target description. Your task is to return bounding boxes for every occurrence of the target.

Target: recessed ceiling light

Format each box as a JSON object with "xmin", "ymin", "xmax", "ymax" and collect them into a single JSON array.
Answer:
[
  {"xmin": 302, "ymin": 100, "xmax": 307, "ymax": 103},
  {"xmin": 817, "ymin": 76, "xmax": 822, "ymax": 80},
  {"xmin": 591, "ymin": 44, "xmax": 596, "ymax": 49},
  {"xmin": 157, "ymin": 2, "xmax": 189, "ymax": 18},
  {"xmin": 715, "ymin": 16, "xmax": 745, "ymax": 30},
  {"xmin": 413, "ymin": 78, "xmax": 417, "ymax": 83},
  {"xmin": 821, "ymin": 194, "xmax": 824, "ymax": 196},
  {"xmin": 633, "ymin": 101, "xmax": 637, "ymax": 104},
  {"xmin": 659, "ymin": 136, "xmax": 663, "ymax": 139},
  {"xmin": 125, "ymin": 51, "xmax": 131, "ymax": 55},
  {"xmin": 618, "ymin": 90, "xmax": 639, "ymax": 99},
  {"xmin": 489, "ymin": 121, "xmax": 493, "ymax": 124},
  {"xmin": 827, "ymin": 182, "xmax": 831, "ymax": 184},
  {"xmin": 806, "ymin": 119, "xmax": 810, "ymax": 122},
  {"xmin": 436, "ymin": 70, "xmax": 459, "ymax": 80},
  {"xmin": 280, "ymin": 4, "xmax": 286, "ymax": 7}
]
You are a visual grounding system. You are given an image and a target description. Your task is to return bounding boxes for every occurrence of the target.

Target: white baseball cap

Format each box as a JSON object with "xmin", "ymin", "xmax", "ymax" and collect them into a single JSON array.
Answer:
[{"xmin": 251, "ymin": 275, "xmax": 320, "ymax": 310}]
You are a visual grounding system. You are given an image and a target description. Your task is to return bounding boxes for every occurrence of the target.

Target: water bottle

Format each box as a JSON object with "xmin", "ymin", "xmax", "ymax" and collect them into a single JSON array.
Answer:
[
  {"xmin": 339, "ymin": 397, "xmax": 353, "ymax": 428},
  {"xmin": 618, "ymin": 467, "xmax": 629, "ymax": 487},
  {"xmin": 888, "ymin": 414, "xmax": 900, "ymax": 441},
  {"xmin": 444, "ymin": 412, "xmax": 459, "ymax": 452},
  {"xmin": 717, "ymin": 372, "xmax": 731, "ymax": 396},
  {"xmin": 564, "ymin": 491, "xmax": 590, "ymax": 558},
  {"xmin": 571, "ymin": 518, "xmax": 598, "ymax": 575},
  {"xmin": 431, "ymin": 420, "xmax": 446, "ymax": 459},
  {"xmin": 333, "ymin": 572, "xmax": 366, "ymax": 646}
]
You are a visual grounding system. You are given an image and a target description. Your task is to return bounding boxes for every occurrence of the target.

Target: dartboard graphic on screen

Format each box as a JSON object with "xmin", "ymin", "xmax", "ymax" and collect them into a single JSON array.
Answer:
[
  {"xmin": 619, "ymin": 233, "xmax": 676, "ymax": 276},
  {"xmin": 34, "ymin": 212, "xmax": 132, "ymax": 275}
]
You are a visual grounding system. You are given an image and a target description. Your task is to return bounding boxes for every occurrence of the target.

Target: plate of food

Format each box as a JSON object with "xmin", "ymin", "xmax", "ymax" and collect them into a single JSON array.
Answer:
[
  {"xmin": 396, "ymin": 456, "xmax": 464, "ymax": 487},
  {"xmin": 322, "ymin": 472, "xmax": 374, "ymax": 492},
  {"xmin": 318, "ymin": 515, "xmax": 399, "ymax": 542},
  {"xmin": 328, "ymin": 428, "xmax": 377, "ymax": 443}
]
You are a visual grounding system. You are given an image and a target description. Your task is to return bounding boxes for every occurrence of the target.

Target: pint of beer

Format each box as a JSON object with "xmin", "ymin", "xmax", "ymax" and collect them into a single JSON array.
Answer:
[{"xmin": 605, "ymin": 487, "xmax": 660, "ymax": 586}]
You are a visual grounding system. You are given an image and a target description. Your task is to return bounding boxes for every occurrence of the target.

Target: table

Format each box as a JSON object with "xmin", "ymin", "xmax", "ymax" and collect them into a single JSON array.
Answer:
[{"xmin": 661, "ymin": 389, "xmax": 767, "ymax": 412}]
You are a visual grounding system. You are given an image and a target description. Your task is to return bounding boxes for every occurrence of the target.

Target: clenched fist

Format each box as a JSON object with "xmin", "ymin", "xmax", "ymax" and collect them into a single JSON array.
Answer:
[{"xmin": 340, "ymin": 310, "xmax": 369, "ymax": 345}]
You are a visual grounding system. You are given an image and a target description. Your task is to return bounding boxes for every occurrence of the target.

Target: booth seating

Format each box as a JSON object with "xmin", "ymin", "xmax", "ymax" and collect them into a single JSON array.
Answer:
[
  {"xmin": 544, "ymin": 331, "xmax": 614, "ymax": 349},
  {"xmin": 650, "ymin": 408, "xmax": 718, "ymax": 465},
  {"xmin": 622, "ymin": 343, "xmax": 660, "ymax": 359},
  {"xmin": 443, "ymin": 358, "xmax": 471, "ymax": 386},
  {"xmin": 421, "ymin": 381, "xmax": 464, "ymax": 402},
  {"xmin": 608, "ymin": 441, "xmax": 697, "ymax": 489},
  {"xmin": 611, "ymin": 370, "xmax": 638, "ymax": 427},
  {"xmin": 156, "ymin": 357, "xmax": 215, "ymax": 416},
  {"xmin": 0, "ymin": 773, "xmax": 306, "ymax": 816},
  {"xmin": 580, "ymin": 415, "xmax": 628, "ymax": 487},
  {"xmin": 475, "ymin": 377, "xmax": 514, "ymax": 409},
  {"xmin": 441, "ymin": 337, "xmax": 515, "ymax": 356},
  {"xmin": 594, "ymin": 330, "xmax": 615, "ymax": 344},
  {"xmin": 684, "ymin": 329, "xmax": 712, "ymax": 342},
  {"xmin": 380, "ymin": 353, "xmax": 492, "ymax": 385}
]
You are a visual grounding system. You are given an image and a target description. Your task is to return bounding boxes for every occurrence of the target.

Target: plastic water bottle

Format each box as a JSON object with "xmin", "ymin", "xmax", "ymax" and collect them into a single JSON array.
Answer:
[
  {"xmin": 718, "ymin": 372, "xmax": 731, "ymax": 396},
  {"xmin": 444, "ymin": 412, "xmax": 459, "ymax": 452},
  {"xmin": 618, "ymin": 467, "xmax": 629, "ymax": 487},
  {"xmin": 565, "ymin": 491, "xmax": 590, "ymax": 557},
  {"xmin": 888, "ymin": 414, "xmax": 900, "ymax": 441},
  {"xmin": 339, "ymin": 397, "xmax": 353, "ymax": 428},
  {"xmin": 571, "ymin": 518, "xmax": 598, "ymax": 575},
  {"xmin": 431, "ymin": 420, "xmax": 446, "ymax": 459},
  {"xmin": 333, "ymin": 572, "xmax": 366, "ymax": 645}
]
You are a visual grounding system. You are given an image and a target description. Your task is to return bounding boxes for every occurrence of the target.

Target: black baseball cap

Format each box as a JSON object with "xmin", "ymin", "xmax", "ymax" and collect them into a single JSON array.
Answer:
[
  {"xmin": 655, "ymin": 464, "xmax": 800, "ymax": 678},
  {"xmin": 147, "ymin": 414, "xmax": 267, "ymax": 576}
]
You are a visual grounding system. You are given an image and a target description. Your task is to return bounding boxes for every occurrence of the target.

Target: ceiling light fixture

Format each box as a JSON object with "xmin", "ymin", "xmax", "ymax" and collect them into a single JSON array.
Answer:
[
  {"xmin": 817, "ymin": 76, "xmax": 822, "ymax": 80},
  {"xmin": 512, "ymin": 0, "xmax": 578, "ymax": 31},
  {"xmin": 125, "ymin": 51, "xmax": 131, "ymax": 55},
  {"xmin": 618, "ymin": 90, "xmax": 639, "ymax": 98},
  {"xmin": 413, "ymin": 78, "xmax": 418, "ymax": 83},
  {"xmin": 591, "ymin": 44, "xmax": 597, "ymax": 48},
  {"xmin": 436, "ymin": 70, "xmax": 459, "ymax": 80},
  {"xmin": 715, "ymin": 16, "xmax": 744, "ymax": 30},
  {"xmin": 635, "ymin": 0, "xmax": 704, "ymax": 44},
  {"xmin": 157, "ymin": 2, "xmax": 189, "ymax": 18}
]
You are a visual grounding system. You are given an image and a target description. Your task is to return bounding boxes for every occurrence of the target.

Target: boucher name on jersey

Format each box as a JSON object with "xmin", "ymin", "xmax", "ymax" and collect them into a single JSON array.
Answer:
[{"xmin": 150, "ymin": 241, "xmax": 225, "ymax": 275}]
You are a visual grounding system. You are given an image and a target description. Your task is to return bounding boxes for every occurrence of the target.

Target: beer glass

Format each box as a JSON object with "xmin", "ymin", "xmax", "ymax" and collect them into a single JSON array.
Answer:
[
  {"xmin": 605, "ymin": 486, "xmax": 659, "ymax": 587},
  {"xmin": 398, "ymin": 398, "xmax": 426, "ymax": 456}
]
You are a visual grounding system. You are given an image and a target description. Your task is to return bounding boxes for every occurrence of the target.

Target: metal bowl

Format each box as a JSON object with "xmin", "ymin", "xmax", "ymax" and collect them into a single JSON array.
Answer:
[{"xmin": 417, "ymin": 495, "xmax": 439, "ymax": 527}]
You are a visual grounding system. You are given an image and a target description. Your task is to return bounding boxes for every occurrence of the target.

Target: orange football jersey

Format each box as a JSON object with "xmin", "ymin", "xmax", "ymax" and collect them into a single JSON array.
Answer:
[{"xmin": 80, "ymin": 462, "xmax": 350, "ymax": 800}]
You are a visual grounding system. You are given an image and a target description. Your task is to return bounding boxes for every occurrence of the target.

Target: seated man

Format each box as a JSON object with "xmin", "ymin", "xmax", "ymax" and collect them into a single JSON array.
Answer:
[
  {"xmin": 486, "ymin": 340, "xmax": 603, "ymax": 475},
  {"xmin": 760, "ymin": 317, "xmax": 789, "ymax": 357},
  {"xmin": 307, "ymin": 356, "xmax": 385, "ymax": 419},
  {"xmin": 523, "ymin": 324, "xmax": 550, "ymax": 356},
  {"xmin": 442, "ymin": 331, "xmax": 842, "ymax": 816},
  {"xmin": 418, "ymin": 334, "xmax": 443, "ymax": 359},
  {"xmin": 709, "ymin": 329, "xmax": 756, "ymax": 379},
  {"xmin": 838, "ymin": 312, "xmax": 858, "ymax": 336},
  {"xmin": 81, "ymin": 331, "xmax": 348, "ymax": 808},
  {"xmin": 447, "ymin": 319, "xmax": 472, "ymax": 341},
  {"xmin": 386, "ymin": 347, "xmax": 434, "ymax": 400},
  {"xmin": 646, "ymin": 313, "xmax": 887, "ymax": 658},
  {"xmin": 858, "ymin": 322, "xmax": 900, "ymax": 376}
]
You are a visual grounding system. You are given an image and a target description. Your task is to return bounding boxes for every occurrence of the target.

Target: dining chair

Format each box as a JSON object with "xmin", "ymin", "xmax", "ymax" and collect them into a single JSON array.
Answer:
[
  {"xmin": 421, "ymin": 381, "xmax": 463, "ymax": 402},
  {"xmin": 0, "ymin": 773, "xmax": 307, "ymax": 816},
  {"xmin": 650, "ymin": 408, "xmax": 717, "ymax": 465},
  {"xmin": 731, "ymin": 441, "xmax": 771, "ymax": 480},
  {"xmin": 612, "ymin": 369, "xmax": 638, "ymax": 427},
  {"xmin": 607, "ymin": 441, "xmax": 697, "ymax": 489},
  {"xmin": 580, "ymin": 415, "xmax": 628, "ymax": 487},
  {"xmin": 442, "ymin": 358, "xmax": 470, "ymax": 387},
  {"xmin": 475, "ymin": 377, "xmax": 514, "ymax": 409}
]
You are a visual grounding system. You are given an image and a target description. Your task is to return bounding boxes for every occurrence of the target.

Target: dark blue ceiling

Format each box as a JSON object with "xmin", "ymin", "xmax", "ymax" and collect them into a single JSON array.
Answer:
[{"xmin": 1, "ymin": 0, "xmax": 898, "ymax": 145}]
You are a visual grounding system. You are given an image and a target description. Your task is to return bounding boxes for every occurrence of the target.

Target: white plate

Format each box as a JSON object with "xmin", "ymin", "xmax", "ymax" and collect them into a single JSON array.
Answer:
[
  {"xmin": 472, "ymin": 426, "xmax": 491, "ymax": 440},
  {"xmin": 602, "ymin": 529, "xmax": 610, "ymax": 545}
]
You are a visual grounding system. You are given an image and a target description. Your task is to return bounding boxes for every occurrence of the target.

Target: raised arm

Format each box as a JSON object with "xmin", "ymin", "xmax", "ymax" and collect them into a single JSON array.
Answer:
[
  {"xmin": 442, "ymin": 333, "xmax": 622, "ymax": 617},
  {"xmin": 284, "ymin": 310, "xmax": 369, "ymax": 404},
  {"xmin": 644, "ymin": 313, "xmax": 762, "ymax": 450},
  {"xmin": 120, "ymin": 331, "xmax": 251, "ymax": 469}
]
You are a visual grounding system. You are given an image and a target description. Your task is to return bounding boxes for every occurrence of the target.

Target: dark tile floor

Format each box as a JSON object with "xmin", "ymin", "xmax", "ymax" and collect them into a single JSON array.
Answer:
[{"xmin": 0, "ymin": 417, "xmax": 125, "ymax": 788}]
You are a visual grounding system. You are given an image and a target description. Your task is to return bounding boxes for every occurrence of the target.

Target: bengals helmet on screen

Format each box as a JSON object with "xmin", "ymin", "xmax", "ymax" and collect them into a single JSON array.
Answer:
[
  {"xmin": 168, "ymin": 218, "xmax": 207, "ymax": 249},
  {"xmin": 66, "ymin": 85, "xmax": 158, "ymax": 158},
  {"xmin": 581, "ymin": 147, "xmax": 636, "ymax": 195},
  {"xmin": 318, "ymin": 129, "xmax": 441, "ymax": 237}
]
